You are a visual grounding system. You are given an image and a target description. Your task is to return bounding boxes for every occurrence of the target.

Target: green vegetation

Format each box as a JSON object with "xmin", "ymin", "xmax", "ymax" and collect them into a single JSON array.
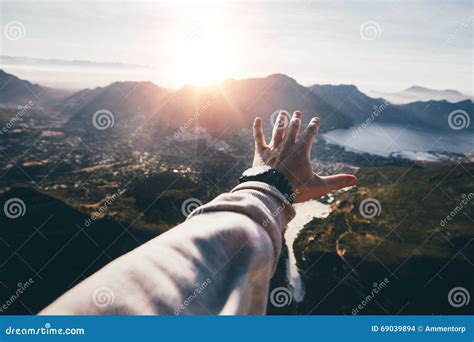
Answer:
[
  {"xmin": 296, "ymin": 163, "xmax": 474, "ymax": 265},
  {"xmin": 289, "ymin": 162, "xmax": 473, "ymax": 315}
]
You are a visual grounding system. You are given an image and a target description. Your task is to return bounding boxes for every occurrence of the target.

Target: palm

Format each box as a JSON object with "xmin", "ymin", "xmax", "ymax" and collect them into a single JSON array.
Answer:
[{"xmin": 252, "ymin": 111, "xmax": 356, "ymax": 203}]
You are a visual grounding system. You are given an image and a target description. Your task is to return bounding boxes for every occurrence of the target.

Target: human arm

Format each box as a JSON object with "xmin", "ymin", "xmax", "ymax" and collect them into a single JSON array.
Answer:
[{"xmin": 40, "ymin": 111, "xmax": 356, "ymax": 315}]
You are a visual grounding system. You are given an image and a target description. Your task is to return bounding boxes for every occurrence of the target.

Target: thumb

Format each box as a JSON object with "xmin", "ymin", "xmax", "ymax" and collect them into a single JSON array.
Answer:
[{"xmin": 322, "ymin": 174, "xmax": 357, "ymax": 191}]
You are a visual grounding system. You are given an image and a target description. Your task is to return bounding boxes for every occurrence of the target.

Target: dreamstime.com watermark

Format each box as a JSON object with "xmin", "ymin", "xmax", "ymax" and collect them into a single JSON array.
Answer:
[
  {"xmin": 4, "ymin": 323, "xmax": 85, "ymax": 336},
  {"xmin": 181, "ymin": 198, "xmax": 203, "ymax": 217},
  {"xmin": 359, "ymin": 198, "xmax": 382, "ymax": 218},
  {"xmin": 269, "ymin": 286, "xmax": 293, "ymax": 307},
  {"xmin": 92, "ymin": 287, "xmax": 115, "ymax": 308},
  {"xmin": 352, "ymin": 278, "xmax": 390, "ymax": 315},
  {"xmin": 173, "ymin": 98, "xmax": 213, "ymax": 139},
  {"xmin": 269, "ymin": 110, "xmax": 290, "ymax": 130},
  {"xmin": 448, "ymin": 287, "xmax": 470, "ymax": 308},
  {"xmin": 0, "ymin": 101, "xmax": 34, "ymax": 136},
  {"xmin": 0, "ymin": 278, "xmax": 34, "ymax": 313},
  {"xmin": 83, "ymin": 188, "xmax": 126, "ymax": 227},
  {"xmin": 444, "ymin": 15, "xmax": 474, "ymax": 46},
  {"xmin": 359, "ymin": 21, "xmax": 382, "ymax": 41},
  {"xmin": 3, "ymin": 20, "xmax": 26, "ymax": 40},
  {"xmin": 262, "ymin": 190, "xmax": 299, "ymax": 228},
  {"xmin": 92, "ymin": 109, "xmax": 115, "ymax": 130},
  {"xmin": 3, "ymin": 197, "xmax": 26, "ymax": 219},
  {"xmin": 351, "ymin": 101, "xmax": 390, "ymax": 138},
  {"xmin": 174, "ymin": 278, "xmax": 212, "ymax": 315},
  {"xmin": 439, "ymin": 193, "xmax": 473, "ymax": 227},
  {"xmin": 447, "ymin": 109, "xmax": 470, "ymax": 130}
]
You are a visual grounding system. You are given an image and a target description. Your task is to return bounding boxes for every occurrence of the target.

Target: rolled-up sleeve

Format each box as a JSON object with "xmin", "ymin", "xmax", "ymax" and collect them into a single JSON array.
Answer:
[{"xmin": 40, "ymin": 181, "xmax": 295, "ymax": 315}]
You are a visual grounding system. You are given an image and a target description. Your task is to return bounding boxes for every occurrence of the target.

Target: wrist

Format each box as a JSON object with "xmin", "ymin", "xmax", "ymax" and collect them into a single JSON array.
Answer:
[
  {"xmin": 273, "ymin": 166, "xmax": 299, "ymax": 193},
  {"xmin": 239, "ymin": 166, "xmax": 295, "ymax": 204}
]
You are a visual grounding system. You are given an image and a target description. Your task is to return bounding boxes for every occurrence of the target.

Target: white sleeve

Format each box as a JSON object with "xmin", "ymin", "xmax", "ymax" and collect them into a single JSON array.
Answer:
[{"xmin": 40, "ymin": 182, "xmax": 295, "ymax": 315}]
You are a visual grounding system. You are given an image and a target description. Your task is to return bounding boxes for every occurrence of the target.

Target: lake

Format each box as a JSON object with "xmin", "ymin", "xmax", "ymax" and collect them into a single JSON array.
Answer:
[{"xmin": 323, "ymin": 123, "xmax": 473, "ymax": 161}]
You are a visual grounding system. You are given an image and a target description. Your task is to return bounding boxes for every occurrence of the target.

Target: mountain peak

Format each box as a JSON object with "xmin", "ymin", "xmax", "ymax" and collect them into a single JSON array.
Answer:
[
  {"xmin": 0, "ymin": 69, "xmax": 47, "ymax": 104},
  {"xmin": 405, "ymin": 85, "xmax": 426, "ymax": 92},
  {"xmin": 405, "ymin": 85, "xmax": 463, "ymax": 96},
  {"xmin": 266, "ymin": 73, "xmax": 297, "ymax": 84},
  {"xmin": 0, "ymin": 68, "xmax": 17, "ymax": 80}
]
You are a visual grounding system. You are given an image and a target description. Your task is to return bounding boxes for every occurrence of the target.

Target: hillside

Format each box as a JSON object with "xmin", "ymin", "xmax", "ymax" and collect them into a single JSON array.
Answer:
[
  {"xmin": 290, "ymin": 162, "xmax": 473, "ymax": 315},
  {"xmin": 1, "ymin": 70, "xmax": 472, "ymax": 138},
  {"xmin": 0, "ymin": 69, "xmax": 70, "ymax": 106},
  {"xmin": 368, "ymin": 86, "xmax": 473, "ymax": 104},
  {"xmin": 58, "ymin": 81, "xmax": 171, "ymax": 135},
  {"xmin": 0, "ymin": 179, "xmax": 199, "ymax": 313}
]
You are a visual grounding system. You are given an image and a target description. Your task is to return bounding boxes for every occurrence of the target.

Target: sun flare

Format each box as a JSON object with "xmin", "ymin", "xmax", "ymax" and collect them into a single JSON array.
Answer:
[{"xmin": 177, "ymin": 36, "xmax": 235, "ymax": 86}]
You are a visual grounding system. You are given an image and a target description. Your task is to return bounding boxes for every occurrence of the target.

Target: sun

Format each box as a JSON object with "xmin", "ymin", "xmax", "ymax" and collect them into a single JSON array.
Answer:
[{"xmin": 177, "ymin": 35, "xmax": 235, "ymax": 86}]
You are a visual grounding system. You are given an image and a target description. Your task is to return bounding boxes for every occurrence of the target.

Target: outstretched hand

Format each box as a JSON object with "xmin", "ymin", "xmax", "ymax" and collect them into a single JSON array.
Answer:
[{"xmin": 252, "ymin": 111, "xmax": 357, "ymax": 203}]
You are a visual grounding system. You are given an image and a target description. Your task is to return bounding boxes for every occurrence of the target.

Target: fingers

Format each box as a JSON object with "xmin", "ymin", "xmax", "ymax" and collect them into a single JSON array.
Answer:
[
  {"xmin": 283, "ymin": 111, "xmax": 302, "ymax": 147},
  {"xmin": 322, "ymin": 174, "xmax": 357, "ymax": 192},
  {"xmin": 270, "ymin": 111, "xmax": 289, "ymax": 147},
  {"xmin": 301, "ymin": 117, "xmax": 320, "ymax": 152},
  {"xmin": 253, "ymin": 117, "xmax": 266, "ymax": 150}
]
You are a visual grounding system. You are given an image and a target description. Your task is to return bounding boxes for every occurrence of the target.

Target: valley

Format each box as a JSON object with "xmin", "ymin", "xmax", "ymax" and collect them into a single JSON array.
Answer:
[{"xmin": 0, "ymin": 69, "xmax": 472, "ymax": 315}]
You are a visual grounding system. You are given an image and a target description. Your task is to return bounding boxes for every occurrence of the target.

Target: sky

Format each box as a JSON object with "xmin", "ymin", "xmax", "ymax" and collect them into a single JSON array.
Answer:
[{"xmin": 0, "ymin": 0, "xmax": 473, "ymax": 93}]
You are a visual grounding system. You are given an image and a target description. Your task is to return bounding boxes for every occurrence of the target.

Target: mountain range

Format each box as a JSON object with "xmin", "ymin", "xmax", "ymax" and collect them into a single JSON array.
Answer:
[
  {"xmin": 0, "ymin": 69, "xmax": 472, "ymax": 136},
  {"xmin": 0, "ymin": 69, "xmax": 70, "ymax": 105},
  {"xmin": 0, "ymin": 69, "xmax": 472, "ymax": 316},
  {"xmin": 367, "ymin": 85, "xmax": 473, "ymax": 104}
]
